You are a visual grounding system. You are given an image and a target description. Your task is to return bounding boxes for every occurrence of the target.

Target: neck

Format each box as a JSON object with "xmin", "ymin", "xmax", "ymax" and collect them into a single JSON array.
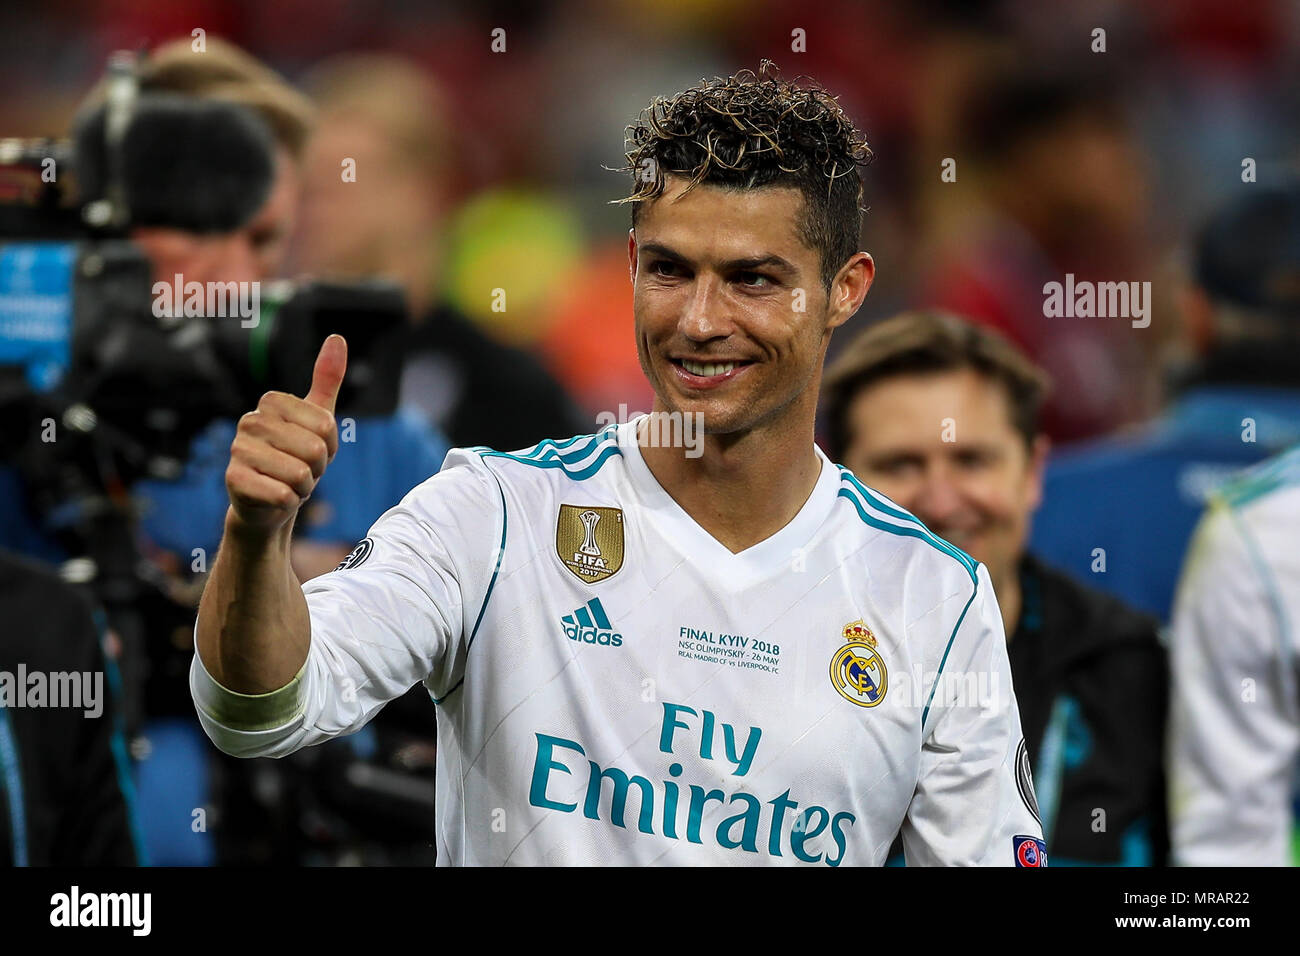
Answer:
[
  {"xmin": 638, "ymin": 407, "xmax": 822, "ymax": 554},
  {"xmin": 402, "ymin": 234, "xmax": 443, "ymax": 319}
]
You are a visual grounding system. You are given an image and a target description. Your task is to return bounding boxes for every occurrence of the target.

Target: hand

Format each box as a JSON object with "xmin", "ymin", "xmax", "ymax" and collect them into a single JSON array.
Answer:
[{"xmin": 225, "ymin": 334, "xmax": 347, "ymax": 536}]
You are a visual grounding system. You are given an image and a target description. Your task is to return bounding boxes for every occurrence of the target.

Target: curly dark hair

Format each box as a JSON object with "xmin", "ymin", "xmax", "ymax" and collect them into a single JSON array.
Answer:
[{"xmin": 618, "ymin": 61, "xmax": 873, "ymax": 292}]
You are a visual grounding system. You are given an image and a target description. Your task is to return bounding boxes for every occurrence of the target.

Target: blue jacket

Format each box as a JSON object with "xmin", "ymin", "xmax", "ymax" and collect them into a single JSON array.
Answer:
[
  {"xmin": 0, "ymin": 410, "xmax": 450, "ymax": 562},
  {"xmin": 133, "ymin": 411, "xmax": 449, "ymax": 558},
  {"xmin": 1030, "ymin": 385, "xmax": 1300, "ymax": 624}
]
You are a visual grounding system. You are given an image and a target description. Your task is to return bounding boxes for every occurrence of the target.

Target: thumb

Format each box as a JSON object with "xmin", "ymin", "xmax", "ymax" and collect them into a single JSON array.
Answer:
[{"xmin": 304, "ymin": 334, "xmax": 348, "ymax": 414}]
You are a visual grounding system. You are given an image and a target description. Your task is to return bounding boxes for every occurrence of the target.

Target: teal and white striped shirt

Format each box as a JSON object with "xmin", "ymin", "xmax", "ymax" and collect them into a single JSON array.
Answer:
[{"xmin": 192, "ymin": 416, "xmax": 1043, "ymax": 866}]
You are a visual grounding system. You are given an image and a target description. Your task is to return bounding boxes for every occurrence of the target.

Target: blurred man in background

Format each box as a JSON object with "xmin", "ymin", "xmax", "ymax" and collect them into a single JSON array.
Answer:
[
  {"xmin": 120, "ymin": 38, "xmax": 452, "ymax": 867},
  {"xmin": 294, "ymin": 53, "xmax": 586, "ymax": 452},
  {"xmin": 1168, "ymin": 444, "xmax": 1300, "ymax": 866},
  {"xmin": 107, "ymin": 39, "xmax": 448, "ymax": 582},
  {"xmin": 822, "ymin": 311, "xmax": 1167, "ymax": 865},
  {"xmin": 1032, "ymin": 181, "xmax": 1300, "ymax": 624}
]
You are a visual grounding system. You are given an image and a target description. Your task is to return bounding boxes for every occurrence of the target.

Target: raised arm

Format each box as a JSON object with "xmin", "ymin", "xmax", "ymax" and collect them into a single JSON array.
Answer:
[
  {"xmin": 195, "ymin": 334, "xmax": 348, "ymax": 695},
  {"xmin": 191, "ymin": 336, "xmax": 497, "ymax": 760}
]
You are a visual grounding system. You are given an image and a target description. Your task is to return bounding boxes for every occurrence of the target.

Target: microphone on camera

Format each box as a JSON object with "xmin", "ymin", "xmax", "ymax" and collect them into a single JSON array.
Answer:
[{"xmin": 71, "ymin": 92, "xmax": 277, "ymax": 235}]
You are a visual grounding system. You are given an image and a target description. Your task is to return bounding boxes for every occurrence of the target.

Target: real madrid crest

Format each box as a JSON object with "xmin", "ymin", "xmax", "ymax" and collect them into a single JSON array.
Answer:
[
  {"xmin": 556, "ymin": 504, "xmax": 625, "ymax": 584},
  {"xmin": 829, "ymin": 619, "xmax": 888, "ymax": 707}
]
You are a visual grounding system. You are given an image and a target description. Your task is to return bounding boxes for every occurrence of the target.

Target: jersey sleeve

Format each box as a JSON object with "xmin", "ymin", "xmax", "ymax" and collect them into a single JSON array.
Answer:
[
  {"xmin": 1168, "ymin": 501, "xmax": 1300, "ymax": 866},
  {"xmin": 191, "ymin": 447, "xmax": 503, "ymax": 759},
  {"xmin": 900, "ymin": 563, "xmax": 1047, "ymax": 866}
]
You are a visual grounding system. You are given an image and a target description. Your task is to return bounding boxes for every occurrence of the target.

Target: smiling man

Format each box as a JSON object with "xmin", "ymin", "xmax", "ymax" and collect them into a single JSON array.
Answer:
[{"xmin": 190, "ymin": 64, "xmax": 1045, "ymax": 865}]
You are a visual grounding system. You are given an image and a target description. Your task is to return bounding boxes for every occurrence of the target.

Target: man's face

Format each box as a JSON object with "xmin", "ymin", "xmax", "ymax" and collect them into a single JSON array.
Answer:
[
  {"xmin": 841, "ymin": 368, "xmax": 1046, "ymax": 584},
  {"xmin": 131, "ymin": 148, "xmax": 301, "ymax": 285},
  {"xmin": 296, "ymin": 113, "xmax": 442, "ymax": 277},
  {"xmin": 629, "ymin": 176, "xmax": 870, "ymax": 436}
]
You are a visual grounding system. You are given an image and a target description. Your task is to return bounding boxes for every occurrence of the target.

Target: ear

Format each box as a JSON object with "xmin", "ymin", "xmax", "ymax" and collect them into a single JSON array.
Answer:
[
  {"xmin": 627, "ymin": 229, "xmax": 638, "ymax": 285},
  {"xmin": 827, "ymin": 252, "xmax": 875, "ymax": 331}
]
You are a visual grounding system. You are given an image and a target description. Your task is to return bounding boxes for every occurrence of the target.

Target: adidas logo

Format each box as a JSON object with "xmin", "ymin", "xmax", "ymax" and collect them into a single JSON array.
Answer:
[{"xmin": 560, "ymin": 598, "xmax": 624, "ymax": 647}]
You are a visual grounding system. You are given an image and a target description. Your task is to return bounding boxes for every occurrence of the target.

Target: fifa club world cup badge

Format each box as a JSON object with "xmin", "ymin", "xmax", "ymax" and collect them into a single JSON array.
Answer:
[
  {"xmin": 556, "ymin": 504, "xmax": 625, "ymax": 584},
  {"xmin": 829, "ymin": 619, "xmax": 888, "ymax": 707}
]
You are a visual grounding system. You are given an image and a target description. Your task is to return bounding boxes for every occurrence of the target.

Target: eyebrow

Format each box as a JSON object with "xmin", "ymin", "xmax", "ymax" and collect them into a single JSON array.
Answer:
[{"xmin": 638, "ymin": 242, "xmax": 798, "ymax": 276}]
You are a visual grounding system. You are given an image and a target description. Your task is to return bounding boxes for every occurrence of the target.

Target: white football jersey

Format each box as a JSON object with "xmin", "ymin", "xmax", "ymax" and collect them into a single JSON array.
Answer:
[
  {"xmin": 192, "ymin": 418, "xmax": 1045, "ymax": 866},
  {"xmin": 1169, "ymin": 447, "xmax": 1300, "ymax": 866}
]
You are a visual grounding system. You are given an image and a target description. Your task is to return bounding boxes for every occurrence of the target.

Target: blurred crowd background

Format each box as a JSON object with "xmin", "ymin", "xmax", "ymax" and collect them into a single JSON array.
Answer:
[
  {"xmin": 1, "ymin": 0, "xmax": 1298, "ymax": 865},
  {"xmin": 6, "ymin": 0, "xmax": 1297, "ymax": 440}
]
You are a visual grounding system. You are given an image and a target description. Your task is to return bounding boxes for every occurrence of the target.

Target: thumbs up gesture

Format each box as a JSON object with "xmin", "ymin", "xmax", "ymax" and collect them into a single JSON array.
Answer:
[{"xmin": 226, "ymin": 335, "xmax": 347, "ymax": 536}]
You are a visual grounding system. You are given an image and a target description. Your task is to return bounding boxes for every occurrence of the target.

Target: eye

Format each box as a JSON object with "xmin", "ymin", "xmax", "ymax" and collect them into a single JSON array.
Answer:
[
  {"xmin": 955, "ymin": 448, "xmax": 997, "ymax": 469},
  {"xmin": 873, "ymin": 457, "xmax": 920, "ymax": 476},
  {"xmin": 736, "ymin": 271, "xmax": 772, "ymax": 288},
  {"xmin": 650, "ymin": 259, "xmax": 683, "ymax": 278}
]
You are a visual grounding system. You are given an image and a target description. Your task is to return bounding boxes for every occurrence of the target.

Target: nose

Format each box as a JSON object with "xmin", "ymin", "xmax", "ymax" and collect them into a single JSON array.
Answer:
[
  {"xmin": 911, "ymin": 465, "xmax": 966, "ymax": 529},
  {"xmin": 678, "ymin": 274, "xmax": 733, "ymax": 343}
]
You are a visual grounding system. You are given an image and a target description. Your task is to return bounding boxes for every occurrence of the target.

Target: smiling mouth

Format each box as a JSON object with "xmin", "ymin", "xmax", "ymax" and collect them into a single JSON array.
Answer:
[{"xmin": 672, "ymin": 358, "xmax": 754, "ymax": 377}]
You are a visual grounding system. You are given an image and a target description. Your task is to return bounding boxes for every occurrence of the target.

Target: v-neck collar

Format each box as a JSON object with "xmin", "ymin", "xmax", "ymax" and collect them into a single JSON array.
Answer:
[{"xmin": 618, "ymin": 416, "xmax": 840, "ymax": 587}]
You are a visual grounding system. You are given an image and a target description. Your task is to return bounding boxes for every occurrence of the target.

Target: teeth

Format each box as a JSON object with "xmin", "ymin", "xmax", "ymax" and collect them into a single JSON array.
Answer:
[{"xmin": 681, "ymin": 359, "xmax": 737, "ymax": 377}]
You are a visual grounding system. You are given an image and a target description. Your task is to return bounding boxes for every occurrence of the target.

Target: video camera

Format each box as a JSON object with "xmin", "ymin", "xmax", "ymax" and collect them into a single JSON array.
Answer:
[
  {"xmin": 1, "ymin": 53, "xmax": 405, "ymax": 547},
  {"xmin": 0, "ymin": 52, "xmax": 407, "ymax": 730},
  {"xmin": 1, "ymin": 54, "xmax": 404, "ymax": 490}
]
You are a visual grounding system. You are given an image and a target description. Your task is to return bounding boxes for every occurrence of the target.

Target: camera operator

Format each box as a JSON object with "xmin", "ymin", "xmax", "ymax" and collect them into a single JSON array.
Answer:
[
  {"xmin": 0, "ymin": 38, "xmax": 450, "ymax": 865},
  {"xmin": 82, "ymin": 39, "xmax": 450, "ymax": 584}
]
